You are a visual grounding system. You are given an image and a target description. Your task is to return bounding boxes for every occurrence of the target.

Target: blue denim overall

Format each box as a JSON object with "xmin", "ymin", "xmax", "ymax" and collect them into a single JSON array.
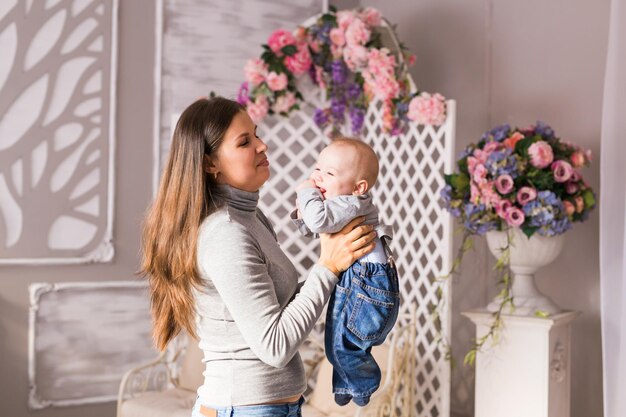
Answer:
[{"xmin": 324, "ymin": 237, "xmax": 400, "ymax": 406}]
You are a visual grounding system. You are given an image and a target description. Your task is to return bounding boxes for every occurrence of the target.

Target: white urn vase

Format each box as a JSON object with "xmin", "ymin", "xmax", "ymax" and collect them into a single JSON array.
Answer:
[{"xmin": 485, "ymin": 227, "xmax": 564, "ymax": 316}]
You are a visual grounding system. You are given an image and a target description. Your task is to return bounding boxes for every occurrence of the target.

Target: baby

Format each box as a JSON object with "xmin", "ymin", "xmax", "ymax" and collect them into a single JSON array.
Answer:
[{"xmin": 290, "ymin": 137, "xmax": 399, "ymax": 407}]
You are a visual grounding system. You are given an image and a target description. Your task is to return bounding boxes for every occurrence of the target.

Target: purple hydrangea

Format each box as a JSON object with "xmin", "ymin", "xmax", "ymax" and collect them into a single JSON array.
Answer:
[
  {"xmin": 331, "ymin": 60, "xmax": 347, "ymax": 84},
  {"xmin": 485, "ymin": 148, "xmax": 519, "ymax": 178},
  {"xmin": 313, "ymin": 108, "xmax": 330, "ymax": 127},
  {"xmin": 346, "ymin": 83, "xmax": 362, "ymax": 101},
  {"xmin": 330, "ymin": 98, "xmax": 346, "ymax": 123},
  {"xmin": 463, "ymin": 203, "xmax": 497, "ymax": 235},
  {"xmin": 349, "ymin": 107, "xmax": 365, "ymax": 134},
  {"xmin": 522, "ymin": 190, "xmax": 571, "ymax": 236},
  {"xmin": 482, "ymin": 124, "xmax": 511, "ymax": 142},
  {"xmin": 534, "ymin": 121, "xmax": 554, "ymax": 139}
]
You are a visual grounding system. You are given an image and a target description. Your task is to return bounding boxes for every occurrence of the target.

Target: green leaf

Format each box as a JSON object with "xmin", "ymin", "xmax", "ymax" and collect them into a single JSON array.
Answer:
[
  {"xmin": 514, "ymin": 137, "xmax": 534, "ymax": 157},
  {"xmin": 521, "ymin": 225, "xmax": 538, "ymax": 238},
  {"xmin": 534, "ymin": 310, "xmax": 550, "ymax": 318},
  {"xmin": 281, "ymin": 44, "xmax": 298, "ymax": 56},
  {"xmin": 582, "ymin": 189, "xmax": 596, "ymax": 208},
  {"xmin": 450, "ymin": 173, "xmax": 470, "ymax": 192}
]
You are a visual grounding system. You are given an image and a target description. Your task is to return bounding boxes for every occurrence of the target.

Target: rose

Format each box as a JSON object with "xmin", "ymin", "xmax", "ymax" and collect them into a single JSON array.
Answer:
[
  {"xmin": 551, "ymin": 160, "xmax": 574, "ymax": 183},
  {"xmin": 265, "ymin": 72, "xmax": 288, "ymax": 91},
  {"xmin": 267, "ymin": 29, "xmax": 296, "ymax": 55},
  {"xmin": 495, "ymin": 174, "xmax": 514, "ymax": 194},
  {"xmin": 273, "ymin": 92, "xmax": 296, "ymax": 114},
  {"xmin": 244, "ymin": 58, "xmax": 268, "ymax": 86},
  {"xmin": 329, "ymin": 28, "xmax": 346, "ymax": 46},
  {"xmin": 285, "ymin": 46, "xmax": 311, "ymax": 75},
  {"xmin": 503, "ymin": 132, "xmax": 524, "ymax": 149},
  {"xmin": 528, "ymin": 141, "xmax": 554, "ymax": 168},
  {"xmin": 345, "ymin": 18, "xmax": 370, "ymax": 46},
  {"xmin": 360, "ymin": 7, "xmax": 382, "ymax": 26},
  {"xmin": 336, "ymin": 10, "xmax": 355, "ymax": 31},
  {"xmin": 342, "ymin": 45, "xmax": 368, "ymax": 71},
  {"xmin": 504, "ymin": 206, "xmax": 525, "ymax": 227},
  {"xmin": 570, "ymin": 151, "xmax": 586, "ymax": 168},
  {"xmin": 517, "ymin": 186, "xmax": 537, "ymax": 205},
  {"xmin": 246, "ymin": 95, "xmax": 269, "ymax": 123},
  {"xmin": 565, "ymin": 182, "xmax": 579, "ymax": 194},
  {"xmin": 406, "ymin": 93, "xmax": 446, "ymax": 125},
  {"xmin": 563, "ymin": 200, "xmax": 575, "ymax": 216},
  {"xmin": 495, "ymin": 200, "xmax": 512, "ymax": 218}
]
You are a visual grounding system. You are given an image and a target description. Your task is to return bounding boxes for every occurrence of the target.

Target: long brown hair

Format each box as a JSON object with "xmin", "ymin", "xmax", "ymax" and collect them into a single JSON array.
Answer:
[{"xmin": 140, "ymin": 96, "xmax": 244, "ymax": 350}]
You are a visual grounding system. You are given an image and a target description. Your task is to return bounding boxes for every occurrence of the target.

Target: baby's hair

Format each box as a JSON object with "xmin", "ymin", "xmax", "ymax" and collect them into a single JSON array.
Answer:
[{"xmin": 329, "ymin": 137, "xmax": 379, "ymax": 189}]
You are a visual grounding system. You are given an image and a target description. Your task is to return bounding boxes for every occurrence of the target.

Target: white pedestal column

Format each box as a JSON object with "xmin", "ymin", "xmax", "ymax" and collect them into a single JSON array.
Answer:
[{"xmin": 462, "ymin": 310, "xmax": 579, "ymax": 417}]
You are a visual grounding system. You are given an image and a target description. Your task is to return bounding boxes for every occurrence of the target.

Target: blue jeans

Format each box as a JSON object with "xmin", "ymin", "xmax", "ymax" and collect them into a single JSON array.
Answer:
[
  {"xmin": 325, "ymin": 260, "xmax": 400, "ymax": 406},
  {"xmin": 191, "ymin": 396, "xmax": 304, "ymax": 417}
]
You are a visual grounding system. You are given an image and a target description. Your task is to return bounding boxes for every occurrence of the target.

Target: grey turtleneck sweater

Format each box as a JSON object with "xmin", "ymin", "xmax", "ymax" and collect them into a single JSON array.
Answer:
[{"xmin": 194, "ymin": 185, "xmax": 338, "ymax": 406}]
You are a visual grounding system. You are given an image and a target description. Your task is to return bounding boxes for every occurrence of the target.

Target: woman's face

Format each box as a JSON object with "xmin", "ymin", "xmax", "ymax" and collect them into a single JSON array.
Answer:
[{"xmin": 211, "ymin": 111, "xmax": 270, "ymax": 192}]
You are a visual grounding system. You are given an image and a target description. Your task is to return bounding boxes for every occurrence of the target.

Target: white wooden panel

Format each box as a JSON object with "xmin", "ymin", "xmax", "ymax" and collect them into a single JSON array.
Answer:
[{"xmin": 28, "ymin": 281, "xmax": 156, "ymax": 409}]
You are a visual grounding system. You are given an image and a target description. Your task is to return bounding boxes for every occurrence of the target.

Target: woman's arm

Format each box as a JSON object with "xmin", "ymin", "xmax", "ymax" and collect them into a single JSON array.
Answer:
[{"xmin": 198, "ymin": 218, "xmax": 375, "ymax": 367}]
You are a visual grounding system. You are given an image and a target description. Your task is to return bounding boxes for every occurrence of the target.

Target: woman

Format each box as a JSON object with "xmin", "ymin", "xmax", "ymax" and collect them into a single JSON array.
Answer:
[{"xmin": 141, "ymin": 96, "xmax": 376, "ymax": 417}]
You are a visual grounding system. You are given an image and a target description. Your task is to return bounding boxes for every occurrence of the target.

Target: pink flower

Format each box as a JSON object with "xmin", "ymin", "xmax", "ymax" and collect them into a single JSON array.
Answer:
[
  {"xmin": 472, "ymin": 164, "xmax": 488, "ymax": 184},
  {"xmin": 285, "ymin": 46, "xmax": 311, "ymax": 76},
  {"xmin": 265, "ymin": 72, "xmax": 288, "ymax": 91},
  {"xmin": 517, "ymin": 186, "xmax": 537, "ymax": 205},
  {"xmin": 345, "ymin": 18, "xmax": 371, "ymax": 46},
  {"xmin": 585, "ymin": 149, "xmax": 593, "ymax": 162},
  {"xmin": 574, "ymin": 196, "xmax": 584, "ymax": 213},
  {"xmin": 330, "ymin": 28, "xmax": 346, "ymax": 46},
  {"xmin": 503, "ymin": 132, "xmax": 524, "ymax": 149},
  {"xmin": 480, "ymin": 182, "xmax": 501, "ymax": 208},
  {"xmin": 244, "ymin": 58, "xmax": 268, "ymax": 86},
  {"xmin": 314, "ymin": 65, "xmax": 326, "ymax": 89},
  {"xmin": 272, "ymin": 92, "xmax": 296, "ymax": 114},
  {"xmin": 528, "ymin": 141, "xmax": 554, "ymax": 169},
  {"xmin": 360, "ymin": 7, "xmax": 382, "ymax": 26},
  {"xmin": 267, "ymin": 29, "xmax": 296, "ymax": 55},
  {"xmin": 563, "ymin": 200, "xmax": 575, "ymax": 216},
  {"xmin": 336, "ymin": 10, "xmax": 355, "ymax": 31},
  {"xmin": 246, "ymin": 95, "xmax": 269, "ymax": 123},
  {"xmin": 565, "ymin": 182, "xmax": 579, "ymax": 194},
  {"xmin": 470, "ymin": 183, "xmax": 480, "ymax": 204},
  {"xmin": 570, "ymin": 150, "xmax": 585, "ymax": 168},
  {"xmin": 570, "ymin": 170, "xmax": 581, "ymax": 181},
  {"xmin": 406, "ymin": 93, "xmax": 447, "ymax": 125},
  {"xmin": 294, "ymin": 26, "xmax": 307, "ymax": 43},
  {"xmin": 483, "ymin": 141, "xmax": 501, "ymax": 154},
  {"xmin": 343, "ymin": 45, "xmax": 368, "ymax": 71},
  {"xmin": 496, "ymin": 200, "xmax": 513, "ymax": 218},
  {"xmin": 495, "ymin": 174, "xmax": 514, "ymax": 194},
  {"xmin": 504, "ymin": 206, "xmax": 525, "ymax": 227},
  {"xmin": 467, "ymin": 157, "xmax": 479, "ymax": 176},
  {"xmin": 551, "ymin": 160, "xmax": 574, "ymax": 183}
]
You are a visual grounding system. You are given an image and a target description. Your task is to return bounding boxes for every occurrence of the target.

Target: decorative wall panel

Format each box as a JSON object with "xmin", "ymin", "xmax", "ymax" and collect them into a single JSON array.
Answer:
[
  {"xmin": 0, "ymin": 0, "xmax": 117, "ymax": 264},
  {"xmin": 28, "ymin": 281, "xmax": 155, "ymax": 409}
]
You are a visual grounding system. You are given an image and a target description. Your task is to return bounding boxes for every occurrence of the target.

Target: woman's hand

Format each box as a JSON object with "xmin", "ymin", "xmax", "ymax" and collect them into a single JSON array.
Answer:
[{"xmin": 318, "ymin": 217, "xmax": 377, "ymax": 276}]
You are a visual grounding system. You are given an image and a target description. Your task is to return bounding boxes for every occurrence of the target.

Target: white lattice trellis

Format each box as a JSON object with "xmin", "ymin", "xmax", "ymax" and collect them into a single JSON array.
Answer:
[{"xmin": 257, "ymin": 48, "xmax": 456, "ymax": 417}]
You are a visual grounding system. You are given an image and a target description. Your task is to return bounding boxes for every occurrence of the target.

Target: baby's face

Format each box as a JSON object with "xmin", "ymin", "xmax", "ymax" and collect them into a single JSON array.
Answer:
[{"xmin": 311, "ymin": 145, "xmax": 358, "ymax": 199}]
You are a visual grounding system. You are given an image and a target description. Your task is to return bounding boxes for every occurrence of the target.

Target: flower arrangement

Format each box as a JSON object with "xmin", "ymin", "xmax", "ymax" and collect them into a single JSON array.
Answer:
[
  {"xmin": 238, "ymin": 6, "xmax": 447, "ymax": 136},
  {"xmin": 441, "ymin": 121, "xmax": 596, "ymax": 237},
  {"xmin": 437, "ymin": 121, "xmax": 596, "ymax": 365}
]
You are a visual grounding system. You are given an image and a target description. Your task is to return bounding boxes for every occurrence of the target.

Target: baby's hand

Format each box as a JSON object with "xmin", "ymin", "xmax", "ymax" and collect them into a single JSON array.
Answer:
[{"xmin": 297, "ymin": 179, "xmax": 317, "ymax": 191}]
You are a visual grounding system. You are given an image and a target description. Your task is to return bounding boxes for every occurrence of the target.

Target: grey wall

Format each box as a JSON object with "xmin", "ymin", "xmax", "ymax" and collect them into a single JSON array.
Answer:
[
  {"xmin": 0, "ymin": 0, "xmax": 608, "ymax": 416},
  {"xmin": 0, "ymin": 1, "xmax": 157, "ymax": 416}
]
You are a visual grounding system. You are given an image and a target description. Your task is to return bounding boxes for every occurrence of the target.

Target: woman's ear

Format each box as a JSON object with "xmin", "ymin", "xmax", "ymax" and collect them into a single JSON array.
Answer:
[
  {"xmin": 354, "ymin": 180, "xmax": 369, "ymax": 195},
  {"xmin": 203, "ymin": 154, "xmax": 219, "ymax": 175}
]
